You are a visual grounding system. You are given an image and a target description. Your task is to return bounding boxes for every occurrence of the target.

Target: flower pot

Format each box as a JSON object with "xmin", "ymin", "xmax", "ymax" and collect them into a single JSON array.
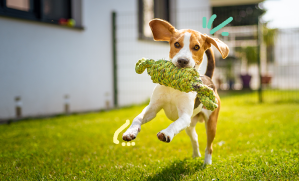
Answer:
[
  {"xmin": 240, "ymin": 74, "xmax": 252, "ymax": 89},
  {"xmin": 261, "ymin": 75, "xmax": 272, "ymax": 85}
]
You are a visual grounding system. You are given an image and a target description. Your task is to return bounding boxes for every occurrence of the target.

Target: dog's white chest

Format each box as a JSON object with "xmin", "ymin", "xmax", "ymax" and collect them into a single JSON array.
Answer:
[{"xmin": 152, "ymin": 85, "xmax": 198, "ymax": 121}]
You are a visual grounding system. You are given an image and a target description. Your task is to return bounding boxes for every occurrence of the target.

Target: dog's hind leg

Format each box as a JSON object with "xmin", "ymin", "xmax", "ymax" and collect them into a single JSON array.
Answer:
[
  {"xmin": 122, "ymin": 102, "xmax": 162, "ymax": 142},
  {"xmin": 185, "ymin": 113, "xmax": 204, "ymax": 158},
  {"xmin": 203, "ymin": 105, "xmax": 220, "ymax": 165}
]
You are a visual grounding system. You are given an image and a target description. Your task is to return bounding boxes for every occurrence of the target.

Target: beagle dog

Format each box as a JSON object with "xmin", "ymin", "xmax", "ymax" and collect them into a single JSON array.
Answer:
[{"xmin": 122, "ymin": 19, "xmax": 229, "ymax": 165}]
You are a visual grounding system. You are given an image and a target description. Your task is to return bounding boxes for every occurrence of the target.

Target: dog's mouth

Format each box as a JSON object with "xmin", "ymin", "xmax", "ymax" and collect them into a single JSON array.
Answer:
[
  {"xmin": 171, "ymin": 59, "xmax": 196, "ymax": 69},
  {"xmin": 177, "ymin": 65, "xmax": 196, "ymax": 69},
  {"xmin": 174, "ymin": 63, "xmax": 195, "ymax": 69}
]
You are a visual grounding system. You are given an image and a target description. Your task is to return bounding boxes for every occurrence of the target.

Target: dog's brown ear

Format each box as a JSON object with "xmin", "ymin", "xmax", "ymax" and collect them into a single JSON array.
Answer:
[
  {"xmin": 149, "ymin": 19, "xmax": 176, "ymax": 42},
  {"xmin": 205, "ymin": 36, "xmax": 229, "ymax": 59}
]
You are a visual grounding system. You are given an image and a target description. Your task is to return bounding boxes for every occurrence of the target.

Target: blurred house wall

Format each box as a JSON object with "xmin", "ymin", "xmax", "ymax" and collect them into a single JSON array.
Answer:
[
  {"xmin": 0, "ymin": 1, "xmax": 134, "ymax": 119},
  {"xmin": 272, "ymin": 28, "xmax": 299, "ymax": 89},
  {"xmin": 0, "ymin": 0, "xmax": 211, "ymax": 119}
]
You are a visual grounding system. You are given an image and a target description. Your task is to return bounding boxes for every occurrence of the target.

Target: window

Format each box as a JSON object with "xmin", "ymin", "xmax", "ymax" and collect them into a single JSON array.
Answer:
[
  {"xmin": 0, "ymin": 0, "xmax": 83, "ymax": 29},
  {"xmin": 7, "ymin": 0, "xmax": 30, "ymax": 11},
  {"xmin": 138, "ymin": 0, "xmax": 171, "ymax": 39},
  {"xmin": 212, "ymin": 4, "xmax": 265, "ymax": 27},
  {"xmin": 43, "ymin": 0, "xmax": 71, "ymax": 23},
  {"xmin": 0, "ymin": 1, "xmax": 3, "ymax": 12},
  {"xmin": 0, "ymin": 0, "xmax": 38, "ymax": 20}
]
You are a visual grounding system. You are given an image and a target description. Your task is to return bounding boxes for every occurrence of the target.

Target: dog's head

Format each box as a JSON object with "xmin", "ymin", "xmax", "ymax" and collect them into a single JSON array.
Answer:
[{"xmin": 149, "ymin": 19, "xmax": 229, "ymax": 68}]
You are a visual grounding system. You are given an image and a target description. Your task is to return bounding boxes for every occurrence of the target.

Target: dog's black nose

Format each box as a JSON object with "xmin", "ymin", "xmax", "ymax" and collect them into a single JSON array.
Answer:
[{"xmin": 178, "ymin": 59, "xmax": 189, "ymax": 67}]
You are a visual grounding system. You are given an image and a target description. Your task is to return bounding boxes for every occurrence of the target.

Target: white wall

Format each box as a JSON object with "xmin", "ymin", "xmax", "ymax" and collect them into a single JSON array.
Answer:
[
  {"xmin": 176, "ymin": 0, "xmax": 210, "ymax": 31},
  {"xmin": 0, "ymin": 0, "xmax": 212, "ymax": 119},
  {"xmin": 271, "ymin": 28, "xmax": 299, "ymax": 89},
  {"xmin": 274, "ymin": 29, "xmax": 299, "ymax": 66},
  {"xmin": 116, "ymin": 8, "xmax": 169, "ymax": 107},
  {"xmin": 0, "ymin": 0, "xmax": 135, "ymax": 119}
]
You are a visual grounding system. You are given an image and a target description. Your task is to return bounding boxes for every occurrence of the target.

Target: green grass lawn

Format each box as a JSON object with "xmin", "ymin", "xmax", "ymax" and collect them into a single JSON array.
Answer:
[{"xmin": 1, "ymin": 92, "xmax": 299, "ymax": 180}]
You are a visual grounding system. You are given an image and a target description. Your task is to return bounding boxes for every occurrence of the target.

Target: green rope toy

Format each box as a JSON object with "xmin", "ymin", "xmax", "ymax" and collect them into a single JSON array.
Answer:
[{"xmin": 135, "ymin": 58, "xmax": 218, "ymax": 111}]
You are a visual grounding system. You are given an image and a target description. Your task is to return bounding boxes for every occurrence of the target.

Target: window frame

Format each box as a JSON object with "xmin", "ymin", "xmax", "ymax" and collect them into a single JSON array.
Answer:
[
  {"xmin": 0, "ymin": 0, "xmax": 83, "ymax": 30},
  {"xmin": 0, "ymin": 0, "xmax": 3, "ymax": 12},
  {"xmin": 0, "ymin": 0, "xmax": 40, "ymax": 21},
  {"xmin": 41, "ymin": 0, "xmax": 72, "ymax": 24},
  {"xmin": 138, "ymin": 0, "xmax": 171, "ymax": 41}
]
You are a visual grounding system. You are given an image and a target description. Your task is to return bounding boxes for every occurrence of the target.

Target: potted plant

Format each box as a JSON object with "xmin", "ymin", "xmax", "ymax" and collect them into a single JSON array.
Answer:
[
  {"xmin": 225, "ymin": 56, "xmax": 237, "ymax": 90},
  {"xmin": 261, "ymin": 25, "xmax": 277, "ymax": 85},
  {"xmin": 240, "ymin": 46, "xmax": 258, "ymax": 89}
]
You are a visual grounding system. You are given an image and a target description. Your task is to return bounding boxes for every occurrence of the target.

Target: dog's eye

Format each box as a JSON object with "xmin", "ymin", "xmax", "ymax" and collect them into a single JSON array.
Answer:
[
  {"xmin": 174, "ymin": 42, "xmax": 180, "ymax": 48},
  {"xmin": 194, "ymin": 45, "xmax": 200, "ymax": 50}
]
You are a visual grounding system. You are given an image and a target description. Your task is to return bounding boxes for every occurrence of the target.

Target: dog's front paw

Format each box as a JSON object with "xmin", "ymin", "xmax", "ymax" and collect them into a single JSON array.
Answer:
[
  {"xmin": 193, "ymin": 151, "xmax": 201, "ymax": 158},
  {"xmin": 157, "ymin": 130, "xmax": 174, "ymax": 143},
  {"xmin": 122, "ymin": 127, "xmax": 140, "ymax": 141}
]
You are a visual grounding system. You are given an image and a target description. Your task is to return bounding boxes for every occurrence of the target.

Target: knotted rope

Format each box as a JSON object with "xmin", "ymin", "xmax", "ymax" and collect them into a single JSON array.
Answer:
[{"xmin": 135, "ymin": 58, "xmax": 218, "ymax": 111}]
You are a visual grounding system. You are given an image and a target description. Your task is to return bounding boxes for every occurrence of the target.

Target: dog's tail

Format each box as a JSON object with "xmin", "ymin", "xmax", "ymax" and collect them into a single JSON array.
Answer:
[{"xmin": 204, "ymin": 48, "xmax": 215, "ymax": 79}]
